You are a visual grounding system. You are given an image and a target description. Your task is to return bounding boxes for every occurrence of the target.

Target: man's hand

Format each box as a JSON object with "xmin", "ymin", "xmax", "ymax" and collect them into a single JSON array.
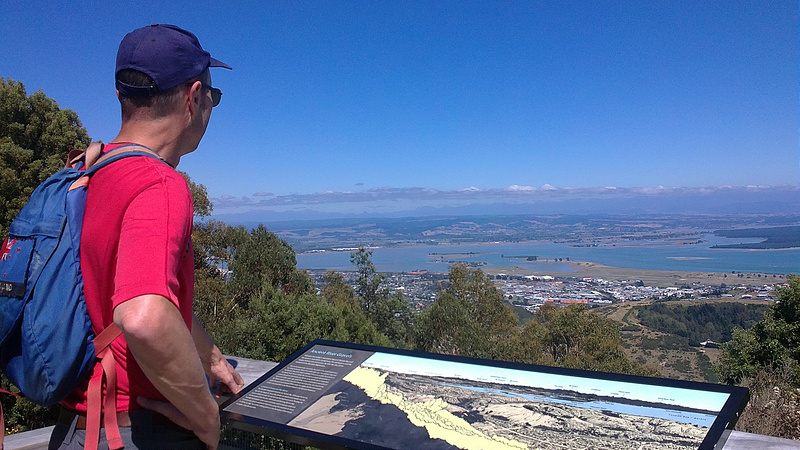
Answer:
[
  {"xmin": 191, "ymin": 314, "xmax": 245, "ymax": 396},
  {"xmin": 207, "ymin": 346, "xmax": 245, "ymax": 396}
]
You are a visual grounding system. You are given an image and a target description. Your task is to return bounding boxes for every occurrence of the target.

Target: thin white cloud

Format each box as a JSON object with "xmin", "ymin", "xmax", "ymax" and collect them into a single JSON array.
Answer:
[{"xmin": 507, "ymin": 185, "xmax": 534, "ymax": 191}]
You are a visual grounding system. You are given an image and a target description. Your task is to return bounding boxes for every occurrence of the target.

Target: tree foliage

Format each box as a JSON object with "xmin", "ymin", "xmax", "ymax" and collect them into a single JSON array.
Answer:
[
  {"xmin": 414, "ymin": 265, "xmax": 651, "ymax": 376},
  {"xmin": 193, "ymin": 232, "xmax": 394, "ymax": 364},
  {"xmin": 716, "ymin": 276, "xmax": 800, "ymax": 385},
  {"xmin": 415, "ymin": 265, "xmax": 518, "ymax": 360},
  {"xmin": 637, "ymin": 302, "xmax": 767, "ymax": 345},
  {"xmin": 211, "ymin": 284, "xmax": 390, "ymax": 363},
  {"xmin": 192, "ymin": 220, "xmax": 246, "ymax": 331},
  {"xmin": 350, "ymin": 247, "xmax": 414, "ymax": 347},
  {"xmin": 516, "ymin": 303, "xmax": 655, "ymax": 376},
  {"xmin": 714, "ymin": 276, "xmax": 800, "ymax": 439},
  {"xmin": 180, "ymin": 171, "xmax": 213, "ymax": 218},
  {"xmin": 321, "ymin": 271, "xmax": 357, "ymax": 307},
  {"xmin": 351, "ymin": 247, "xmax": 384, "ymax": 315},
  {"xmin": 0, "ymin": 78, "xmax": 90, "ymax": 237},
  {"xmin": 227, "ymin": 224, "xmax": 304, "ymax": 305}
]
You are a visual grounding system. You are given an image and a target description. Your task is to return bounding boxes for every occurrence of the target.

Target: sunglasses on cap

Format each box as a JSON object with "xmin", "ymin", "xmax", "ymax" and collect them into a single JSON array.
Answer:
[{"xmin": 185, "ymin": 81, "xmax": 222, "ymax": 107}]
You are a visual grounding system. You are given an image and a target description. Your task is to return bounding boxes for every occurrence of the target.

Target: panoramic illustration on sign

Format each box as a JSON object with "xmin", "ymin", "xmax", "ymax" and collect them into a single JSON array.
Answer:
[{"xmin": 223, "ymin": 341, "xmax": 747, "ymax": 450}]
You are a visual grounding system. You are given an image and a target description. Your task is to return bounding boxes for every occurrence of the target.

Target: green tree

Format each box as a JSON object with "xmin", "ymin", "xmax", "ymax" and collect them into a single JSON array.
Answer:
[
  {"xmin": 518, "ymin": 303, "xmax": 653, "ymax": 376},
  {"xmin": 350, "ymin": 247, "xmax": 385, "ymax": 315},
  {"xmin": 372, "ymin": 291, "xmax": 415, "ymax": 348},
  {"xmin": 321, "ymin": 270, "xmax": 357, "ymax": 307},
  {"xmin": 192, "ymin": 220, "xmax": 246, "ymax": 330},
  {"xmin": 415, "ymin": 265, "xmax": 652, "ymax": 376},
  {"xmin": 183, "ymin": 173, "xmax": 230, "ymax": 328},
  {"xmin": 350, "ymin": 247, "xmax": 414, "ymax": 347},
  {"xmin": 180, "ymin": 171, "xmax": 213, "ymax": 218},
  {"xmin": 228, "ymin": 224, "xmax": 305, "ymax": 305},
  {"xmin": 192, "ymin": 219, "xmax": 318, "ymax": 341},
  {"xmin": 1, "ymin": 376, "xmax": 59, "ymax": 433},
  {"xmin": 413, "ymin": 286, "xmax": 471, "ymax": 356},
  {"xmin": 192, "ymin": 220, "xmax": 247, "ymax": 273},
  {"xmin": 0, "ymin": 78, "xmax": 91, "ymax": 237},
  {"xmin": 415, "ymin": 265, "xmax": 517, "ymax": 360}
]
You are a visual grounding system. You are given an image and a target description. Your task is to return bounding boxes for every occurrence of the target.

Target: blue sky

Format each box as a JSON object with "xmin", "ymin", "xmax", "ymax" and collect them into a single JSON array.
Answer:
[{"xmin": 2, "ymin": 1, "xmax": 798, "ymax": 217}]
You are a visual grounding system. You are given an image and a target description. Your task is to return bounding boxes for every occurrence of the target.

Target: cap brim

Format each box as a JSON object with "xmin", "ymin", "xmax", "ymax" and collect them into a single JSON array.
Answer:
[{"xmin": 210, "ymin": 57, "xmax": 232, "ymax": 70}]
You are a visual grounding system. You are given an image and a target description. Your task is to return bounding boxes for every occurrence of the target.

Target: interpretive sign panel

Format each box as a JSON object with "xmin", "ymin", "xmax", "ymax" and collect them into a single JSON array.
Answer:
[{"xmin": 221, "ymin": 340, "xmax": 748, "ymax": 450}]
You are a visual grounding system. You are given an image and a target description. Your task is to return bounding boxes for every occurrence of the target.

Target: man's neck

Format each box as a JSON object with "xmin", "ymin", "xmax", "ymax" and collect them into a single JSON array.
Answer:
[{"xmin": 113, "ymin": 120, "xmax": 192, "ymax": 168}]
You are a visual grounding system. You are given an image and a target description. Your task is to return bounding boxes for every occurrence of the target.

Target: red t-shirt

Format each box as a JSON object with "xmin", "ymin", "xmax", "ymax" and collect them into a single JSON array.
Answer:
[{"xmin": 62, "ymin": 143, "xmax": 195, "ymax": 412}]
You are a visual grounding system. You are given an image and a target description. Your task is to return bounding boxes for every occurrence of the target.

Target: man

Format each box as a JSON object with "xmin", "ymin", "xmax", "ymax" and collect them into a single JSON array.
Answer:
[{"xmin": 51, "ymin": 24, "xmax": 243, "ymax": 450}]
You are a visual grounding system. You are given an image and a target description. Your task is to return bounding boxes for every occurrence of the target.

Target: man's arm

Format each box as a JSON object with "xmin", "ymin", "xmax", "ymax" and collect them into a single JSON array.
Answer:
[
  {"xmin": 191, "ymin": 314, "xmax": 245, "ymax": 396},
  {"xmin": 113, "ymin": 294, "xmax": 220, "ymax": 449}
]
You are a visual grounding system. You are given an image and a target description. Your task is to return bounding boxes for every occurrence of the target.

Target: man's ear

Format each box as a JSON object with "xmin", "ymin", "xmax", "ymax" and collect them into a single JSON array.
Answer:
[{"xmin": 186, "ymin": 81, "xmax": 202, "ymax": 116}]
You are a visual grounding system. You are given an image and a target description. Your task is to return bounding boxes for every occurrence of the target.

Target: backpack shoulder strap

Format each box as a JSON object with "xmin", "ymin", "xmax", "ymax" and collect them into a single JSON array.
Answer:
[
  {"xmin": 85, "ymin": 323, "xmax": 123, "ymax": 450},
  {"xmin": 87, "ymin": 143, "xmax": 166, "ymax": 173},
  {"xmin": 66, "ymin": 142, "xmax": 104, "ymax": 170},
  {"xmin": 83, "ymin": 142, "xmax": 105, "ymax": 168},
  {"xmin": 68, "ymin": 143, "xmax": 167, "ymax": 192}
]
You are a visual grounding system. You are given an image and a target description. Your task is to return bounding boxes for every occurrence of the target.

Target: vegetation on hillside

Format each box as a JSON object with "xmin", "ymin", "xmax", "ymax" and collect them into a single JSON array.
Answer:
[
  {"xmin": 637, "ymin": 302, "xmax": 768, "ymax": 345},
  {"xmin": 714, "ymin": 275, "xmax": 800, "ymax": 439}
]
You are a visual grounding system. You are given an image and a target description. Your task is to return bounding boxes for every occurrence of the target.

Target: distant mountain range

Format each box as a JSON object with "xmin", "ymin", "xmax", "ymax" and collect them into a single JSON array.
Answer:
[{"xmin": 211, "ymin": 185, "xmax": 800, "ymax": 224}]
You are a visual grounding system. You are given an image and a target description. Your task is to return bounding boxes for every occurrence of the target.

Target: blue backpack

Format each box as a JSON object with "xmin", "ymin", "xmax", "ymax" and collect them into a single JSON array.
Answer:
[{"xmin": 0, "ymin": 143, "xmax": 162, "ymax": 449}]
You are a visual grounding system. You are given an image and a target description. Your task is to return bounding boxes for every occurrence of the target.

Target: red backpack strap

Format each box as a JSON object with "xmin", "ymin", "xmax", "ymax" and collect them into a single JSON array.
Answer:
[
  {"xmin": 84, "ymin": 323, "xmax": 123, "ymax": 450},
  {"xmin": 0, "ymin": 325, "xmax": 122, "ymax": 450}
]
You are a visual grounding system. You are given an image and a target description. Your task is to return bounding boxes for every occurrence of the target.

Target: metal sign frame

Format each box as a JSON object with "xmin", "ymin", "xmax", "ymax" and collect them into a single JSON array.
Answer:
[{"xmin": 221, "ymin": 340, "xmax": 749, "ymax": 450}]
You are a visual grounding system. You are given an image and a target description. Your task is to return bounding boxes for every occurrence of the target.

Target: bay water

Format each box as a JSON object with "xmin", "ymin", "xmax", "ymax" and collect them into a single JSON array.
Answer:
[{"xmin": 296, "ymin": 234, "xmax": 799, "ymax": 275}]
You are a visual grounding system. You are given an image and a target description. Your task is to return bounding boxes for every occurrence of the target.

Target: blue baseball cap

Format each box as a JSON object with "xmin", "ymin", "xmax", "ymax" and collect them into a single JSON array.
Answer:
[{"xmin": 116, "ymin": 24, "xmax": 231, "ymax": 97}]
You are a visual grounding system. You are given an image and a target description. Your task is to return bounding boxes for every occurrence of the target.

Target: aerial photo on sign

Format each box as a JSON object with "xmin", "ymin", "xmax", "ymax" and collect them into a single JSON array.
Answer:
[{"xmin": 224, "ymin": 342, "xmax": 746, "ymax": 450}]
